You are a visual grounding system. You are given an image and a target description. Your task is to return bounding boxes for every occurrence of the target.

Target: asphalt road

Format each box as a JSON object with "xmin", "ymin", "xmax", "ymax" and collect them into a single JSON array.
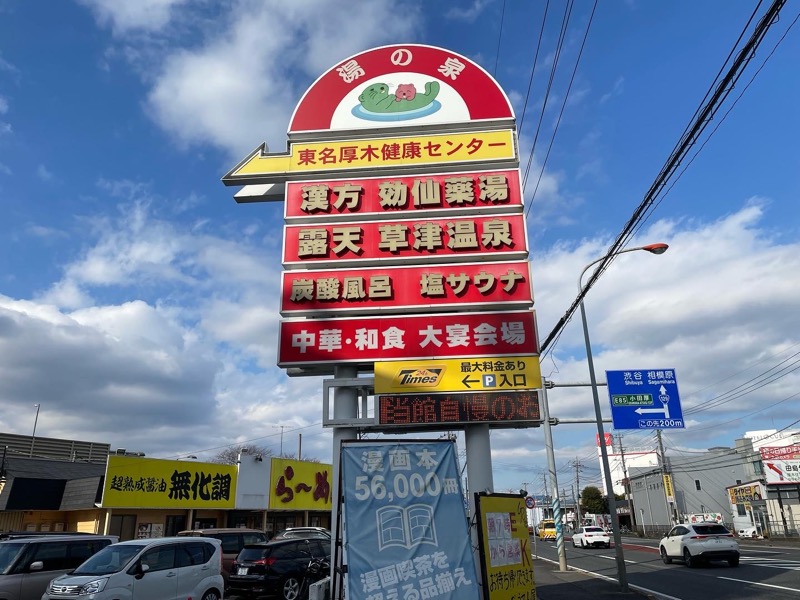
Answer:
[{"xmin": 531, "ymin": 535, "xmax": 800, "ymax": 600}]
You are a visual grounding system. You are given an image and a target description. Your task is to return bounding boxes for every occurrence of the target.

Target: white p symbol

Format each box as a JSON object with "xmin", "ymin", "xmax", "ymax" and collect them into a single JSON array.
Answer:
[{"xmin": 483, "ymin": 374, "xmax": 496, "ymax": 387}]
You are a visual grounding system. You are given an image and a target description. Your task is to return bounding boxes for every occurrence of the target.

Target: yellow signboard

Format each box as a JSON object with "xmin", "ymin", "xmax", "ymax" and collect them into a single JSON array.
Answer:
[
  {"xmin": 223, "ymin": 129, "xmax": 518, "ymax": 185},
  {"xmin": 268, "ymin": 458, "xmax": 333, "ymax": 511},
  {"xmin": 102, "ymin": 455, "xmax": 237, "ymax": 509},
  {"xmin": 375, "ymin": 356, "xmax": 541, "ymax": 394},
  {"xmin": 663, "ymin": 473, "xmax": 675, "ymax": 503},
  {"xmin": 475, "ymin": 493, "xmax": 536, "ymax": 600}
]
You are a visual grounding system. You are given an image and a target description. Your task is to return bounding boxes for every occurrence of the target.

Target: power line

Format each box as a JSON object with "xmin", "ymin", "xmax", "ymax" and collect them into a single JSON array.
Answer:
[{"xmin": 539, "ymin": 0, "xmax": 789, "ymax": 356}]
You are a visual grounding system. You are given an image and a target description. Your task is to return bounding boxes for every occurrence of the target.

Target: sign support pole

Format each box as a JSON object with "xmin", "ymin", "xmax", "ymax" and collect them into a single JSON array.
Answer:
[
  {"xmin": 540, "ymin": 385, "xmax": 567, "ymax": 571},
  {"xmin": 330, "ymin": 364, "xmax": 359, "ymax": 600},
  {"xmin": 465, "ymin": 424, "xmax": 492, "ymax": 590}
]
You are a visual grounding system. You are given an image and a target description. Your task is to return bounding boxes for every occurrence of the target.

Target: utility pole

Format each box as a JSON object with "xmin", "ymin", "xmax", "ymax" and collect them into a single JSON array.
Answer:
[
  {"xmin": 656, "ymin": 430, "xmax": 675, "ymax": 525},
  {"xmin": 541, "ymin": 473, "xmax": 550, "ymax": 517},
  {"xmin": 572, "ymin": 458, "xmax": 583, "ymax": 527},
  {"xmin": 616, "ymin": 433, "xmax": 634, "ymax": 532}
]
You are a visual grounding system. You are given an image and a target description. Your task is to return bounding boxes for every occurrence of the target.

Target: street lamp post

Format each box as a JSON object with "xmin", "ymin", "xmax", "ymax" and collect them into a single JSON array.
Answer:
[
  {"xmin": 30, "ymin": 404, "xmax": 41, "ymax": 458},
  {"xmin": 579, "ymin": 242, "xmax": 668, "ymax": 592}
]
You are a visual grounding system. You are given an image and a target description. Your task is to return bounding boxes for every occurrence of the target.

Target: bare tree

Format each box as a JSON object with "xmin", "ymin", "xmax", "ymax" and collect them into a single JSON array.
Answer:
[{"xmin": 212, "ymin": 444, "xmax": 274, "ymax": 465}]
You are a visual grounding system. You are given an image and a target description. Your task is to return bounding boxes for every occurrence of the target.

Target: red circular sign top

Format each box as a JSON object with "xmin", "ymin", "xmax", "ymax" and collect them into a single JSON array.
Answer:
[{"xmin": 289, "ymin": 44, "xmax": 514, "ymax": 134}]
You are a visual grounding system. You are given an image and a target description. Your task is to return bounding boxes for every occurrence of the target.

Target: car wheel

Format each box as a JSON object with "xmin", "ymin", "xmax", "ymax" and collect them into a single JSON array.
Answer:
[
  {"xmin": 201, "ymin": 590, "xmax": 222, "ymax": 600},
  {"xmin": 683, "ymin": 548, "xmax": 695, "ymax": 568},
  {"xmin": 282, "ymin": 575, "xmax": 302, "ymax": 600},
  {"xmin": 660, "ymin": 547, "xmax": 672, "ymax": 564},
  {"xmin": 728, "ymin": 556, "xmax": 740, "ymax": 567},
  {"xmin": 605, "ymin": 543, "xmax": 611, "ymax": 549},
  {"xmin": 580, "ymin": 538, "xmax": 585, "ymax": 548}
]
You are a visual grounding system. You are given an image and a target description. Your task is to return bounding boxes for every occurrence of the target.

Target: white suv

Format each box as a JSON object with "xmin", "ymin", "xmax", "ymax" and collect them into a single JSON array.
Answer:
[
  {"xmin": 659, "ymin": 522, "xmax": 739, "ymax": 568},
  {"xmin": 43, "ymin": 537, "xmax": 224, "ymax": 600}
]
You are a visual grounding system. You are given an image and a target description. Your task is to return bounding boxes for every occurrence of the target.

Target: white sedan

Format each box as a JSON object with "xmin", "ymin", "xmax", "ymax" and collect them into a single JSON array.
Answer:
[{"xmin": 572, "ymin": 526, "xmax": 611, "ymax": 548}]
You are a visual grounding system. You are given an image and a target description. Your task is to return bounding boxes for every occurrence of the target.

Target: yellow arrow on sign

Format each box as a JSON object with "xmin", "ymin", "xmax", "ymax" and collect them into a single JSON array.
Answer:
[{"xmin": 222, "ymin": 129, "xmax": 518, "ymax": 186}]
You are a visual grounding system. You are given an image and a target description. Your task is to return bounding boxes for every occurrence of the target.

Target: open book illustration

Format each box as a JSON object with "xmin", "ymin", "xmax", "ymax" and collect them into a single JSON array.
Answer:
[{"xmin": 377, "ymin": 504, "xmax": 438, "ymax": 551}]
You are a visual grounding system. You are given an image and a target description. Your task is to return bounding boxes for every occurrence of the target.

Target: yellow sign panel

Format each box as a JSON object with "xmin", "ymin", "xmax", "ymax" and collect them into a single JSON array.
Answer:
[
  {"xmin": 476, "ymin": 494, "xmax": 537, "ymax": 600},
  {"xmin": 268, "ymin": 458, "xmax": 333, "ymax": 511},
  {"xmin": 224, "ymin": 129, "xmax": 518, "ymax": 185},
  {"xmin": 102, "ymin": 455, "xmax": 237, "ymax": 509},
  {"xmin": 663, "ymin": 473, "xmax": 675, "ymax": 502},
  {"xmin": 375, "ymin": 356, "xmax": 541, "ymax": 394}
]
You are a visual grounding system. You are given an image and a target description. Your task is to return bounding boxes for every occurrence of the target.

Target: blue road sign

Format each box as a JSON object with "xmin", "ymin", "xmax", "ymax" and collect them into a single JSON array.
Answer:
[{"xmin": 605, "ymin": 368, "xmax": 684, "ymax": 430}]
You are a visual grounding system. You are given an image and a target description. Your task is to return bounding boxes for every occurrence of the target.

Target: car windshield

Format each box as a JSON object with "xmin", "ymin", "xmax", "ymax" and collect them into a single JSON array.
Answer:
[
  {"xmin": 0, "ymin": 543, "xmax": 26, "ymax": 574},
  {"xmin": 72, "ymin": 544, "xmax": 147, "ymax": 575},
  {"xmin": 693, "ymin": 525, "xmax": 729, "ymax": 535},
  {"xmin": 585, "ymin": 527, "xmax": 604, "ymax": 533}
]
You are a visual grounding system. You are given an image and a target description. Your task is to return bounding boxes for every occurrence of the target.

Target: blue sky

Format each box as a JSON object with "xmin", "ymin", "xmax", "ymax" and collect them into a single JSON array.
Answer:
[{"xmin": 1, "ymin": 0, "xmax": 799, "ymax": 497}]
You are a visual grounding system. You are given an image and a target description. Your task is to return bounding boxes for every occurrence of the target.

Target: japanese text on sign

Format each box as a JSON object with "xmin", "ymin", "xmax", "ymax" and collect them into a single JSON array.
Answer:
[
  {"xmin": 279, "ymin": 311, "xmax": 537, "ymax": 367},
  {"xmin": 378, "ymin": 392, "xmax": 540, "ymax": 428},
  {"xmin": 342, "ymin": 441, "xmax": 480, "ymax": 600},
  {"xmin": 283, "ymin": 214, "xmax": 527, "ymax": 267},
  {"xmin": 286, "ymin": 170, "xmax": 521, "ymax": 219},
  {"xmin": 281, "ymin": 261, "xmax": 532, "ymax": 315},
  {"xmin": 102, "ymin": 456, "xmax": 237, "ymax": 509}
]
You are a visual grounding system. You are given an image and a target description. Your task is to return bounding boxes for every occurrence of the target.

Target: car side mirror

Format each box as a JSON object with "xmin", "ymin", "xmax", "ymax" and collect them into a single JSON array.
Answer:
[
  {"xmin": 135, "ymin": 563, "xmax": 150, "ymax": 579},
  {"xmin": 29, "ymin": 561, "xmax": 44, "ymax": 572}
]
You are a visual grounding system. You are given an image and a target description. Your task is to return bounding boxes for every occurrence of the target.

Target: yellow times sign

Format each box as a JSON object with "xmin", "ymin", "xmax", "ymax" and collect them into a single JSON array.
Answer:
[
  {"xmin": 223, "ymin": 129, "xmax": 518, "ymax": 185},
  {"xmin": 375, "ymin": 356, "xmax": 541, "ymax": 394},
  {"xmin": 102, "ymin": 455, "xmax": 236, "ymax": 509}
]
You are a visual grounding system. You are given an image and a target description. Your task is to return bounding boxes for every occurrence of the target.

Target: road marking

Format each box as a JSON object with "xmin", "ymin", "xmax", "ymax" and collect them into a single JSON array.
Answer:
[
  {"xmin": 740, "ymin": 557, "xmax": 800, "ymax": 570},
  {"xmin": 536, "ymin": 556, "xmax": 684, "ymax": 600},
  {"xmin": 597, "ymin": 555, "xmax": 637, "ymax": 564},
  {"xmin": 718, "ymin": 576, "xmax": 800, "ymax": 593}
]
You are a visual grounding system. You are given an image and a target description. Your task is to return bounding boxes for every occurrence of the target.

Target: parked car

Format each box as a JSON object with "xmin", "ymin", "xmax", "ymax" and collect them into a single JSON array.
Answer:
[
  {"xmin": 0, "ymin": 534, "xmax": 117, "ymax": 600},
  {"xmin": 43, "ymin": 536, "xmax": 224, "ymax": 600},
  {"xmin": 659, "ymin": 522, "xmax": 739, "ymax": 568},
  {"xmin": 572, "ymin": 526, "xmax": 611, "ymax": 549},
  {"xmin": 228, "ymin": 537, "xmax": 331, "ymax": 600},
  {"xmin": 177, "ymin": 527, "xmax": 268, "ymax": 581},
  {"xmin": 270, "ymin": 527, "xmax": 331, "ymax": 541},
  {"xmin": 737, "ymin": 526, "xmax": 758, "ymax": 538}
]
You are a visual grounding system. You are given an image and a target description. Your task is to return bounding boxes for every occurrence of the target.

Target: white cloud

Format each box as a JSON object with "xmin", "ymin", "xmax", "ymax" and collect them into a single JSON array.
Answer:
[
  {"xmin": 445, "ymin": 0, "xmax": 492, "ymax": 22},
  {"xmin": 80, "ymin": 0, "xmax": 421, "ymax": 157},
  {"xmin": 77, "ymin": 0, "xmax": 190, "ymax": 35},
  {"xmin": 36, "ymin": 164, "xmax": 53, "ymax": 181},
  {"xmin": 600, "ymin": 76, "xmax": 624, "ymax": 104}
]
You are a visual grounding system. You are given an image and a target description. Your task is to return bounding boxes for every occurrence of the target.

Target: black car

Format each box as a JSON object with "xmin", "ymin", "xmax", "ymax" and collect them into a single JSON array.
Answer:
[{"xmin": 228, "ymin": 537, "xmax": 331, "ymax": 599}]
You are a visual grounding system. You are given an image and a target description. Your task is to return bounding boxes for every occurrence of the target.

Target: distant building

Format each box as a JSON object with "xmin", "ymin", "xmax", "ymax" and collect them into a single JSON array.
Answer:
[{"xmin": 628, "ymin": 446, "xmax": 748, "ymax": 533}]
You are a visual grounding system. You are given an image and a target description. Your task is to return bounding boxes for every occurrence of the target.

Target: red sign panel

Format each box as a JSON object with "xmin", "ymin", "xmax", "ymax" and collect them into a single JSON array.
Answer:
[
  {"xmin": 760, "ymin": 445, "xmax": 800, "ymax": 460},
  {"xmin": 377, "ymin": 391, "xmax": 540, "ymax": 429},
  {"xmin": 281, "ymin": 261, "xmax": 533, "ymax": 316},
  {"xmin": 278, "ymin": 310, "xmax": 537, "ymax": 367},
  {"xmin": 289, "ymin": 44, "xmax": 513, "ymax": 133},
  {"xmin": 284, "ymin": 169, "xmax": 522, "ymax": 221},
  {"xmin": 282, "ymin": 213, "xmax": 528, "ymax": 268}
]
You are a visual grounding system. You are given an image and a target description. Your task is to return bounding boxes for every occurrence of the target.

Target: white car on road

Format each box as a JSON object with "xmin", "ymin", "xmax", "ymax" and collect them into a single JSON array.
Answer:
[
  {"xmin": 572, "ymin": 526, "xmax": 611, "ymax": 548},
  {"xmin": 659, "ymin": 522, "xmax": 739, "ymax": 568}
]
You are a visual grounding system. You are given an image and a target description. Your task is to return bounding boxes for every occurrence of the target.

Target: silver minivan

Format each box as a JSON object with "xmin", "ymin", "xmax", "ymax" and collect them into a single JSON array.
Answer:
[
  {"xmin": 0, "ymin": 534, "xmax": 117, "ymax": 600},
  {"xmin": 43, "ymin": 537, "xmax": 224, "ymax": 600}
]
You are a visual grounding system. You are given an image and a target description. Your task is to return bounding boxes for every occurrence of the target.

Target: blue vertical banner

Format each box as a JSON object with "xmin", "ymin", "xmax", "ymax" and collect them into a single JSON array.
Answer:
[{"xmin": 342, "ymin": 440, "xmax": 481, "ymax": 600}]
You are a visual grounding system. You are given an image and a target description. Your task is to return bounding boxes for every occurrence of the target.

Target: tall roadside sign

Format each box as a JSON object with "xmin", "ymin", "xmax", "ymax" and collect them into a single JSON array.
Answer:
[
  {"xmin": 605, "ymin": 368, "xmax": 684, "ymax": 430},
  {"xmin": 223, "ymin": 44, "xmax": 539, "ymax": 600}
]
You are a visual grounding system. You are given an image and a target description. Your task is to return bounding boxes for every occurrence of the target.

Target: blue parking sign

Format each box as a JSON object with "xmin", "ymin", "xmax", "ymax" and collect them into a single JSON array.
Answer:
[{"xmin": 606, "ymin": 368, "xmax": 684, "ymax": 430}]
